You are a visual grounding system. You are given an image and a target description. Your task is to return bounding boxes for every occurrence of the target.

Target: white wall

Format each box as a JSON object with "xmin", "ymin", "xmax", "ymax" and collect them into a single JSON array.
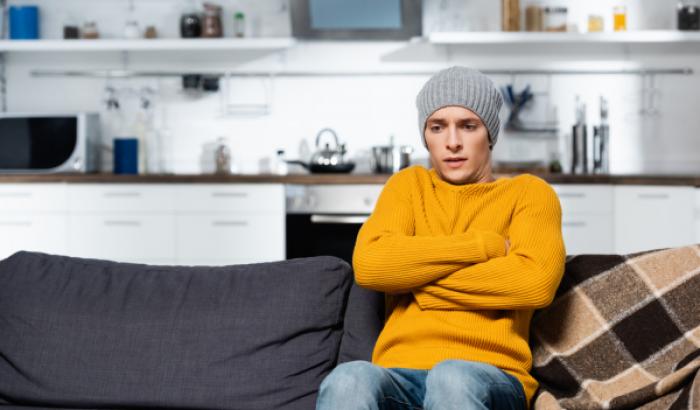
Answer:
[{"xmin": 4, "ymin": 0, "xmax": 699, "ymax": 175}]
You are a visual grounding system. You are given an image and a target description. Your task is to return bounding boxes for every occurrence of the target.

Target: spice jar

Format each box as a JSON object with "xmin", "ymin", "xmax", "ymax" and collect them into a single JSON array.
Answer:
[
  {"xmin": 180, "ymin": 12, "xmax": 201, "ymax": 37},
  {"xmin": 525, "ymin": 4, "xmax": 544, "ymax": 31},
  {"xmin": 81, "ymin": 21, "xmax": 99, "ymax": 39},
  {"xmin": 233, "ymin": 11, "xmax": 246, "ymax": 37},
  {"xmin": 613, "ymin": 5, "xmax": 627, "ymax": 31},
  {"xmin": 202, "ymin": 2, "xmax": 223, "ymax": 38},
  {"xmin": 501, "ymin": 0, "xmax": 521, "ymax": 31},
  {"xmin": 588, "ymin": 15, "xmax": 604, "ymax": 32},
  {"xmin": 678, "ymin": 1, "xmax": 700, "ymax": 30},
  {"xmin": 544, "ymin": 7, "xmax": 567, "ymax": 32}
]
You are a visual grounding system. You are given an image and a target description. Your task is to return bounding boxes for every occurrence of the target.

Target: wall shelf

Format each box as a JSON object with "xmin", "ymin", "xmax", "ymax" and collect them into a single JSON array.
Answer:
[
  {"xmin": 428, "ymin": 30, "xmax": 700, "ymax": 45},
  {"xmin": 0, "ymin": 38, "xmax": 295, "ymax": 52}
]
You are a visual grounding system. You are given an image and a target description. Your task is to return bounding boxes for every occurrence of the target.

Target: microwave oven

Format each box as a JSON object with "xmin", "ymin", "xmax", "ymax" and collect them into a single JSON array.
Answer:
[{"xmin": 0, "ymin": 112, "xmax": 101, "ymax": 173}]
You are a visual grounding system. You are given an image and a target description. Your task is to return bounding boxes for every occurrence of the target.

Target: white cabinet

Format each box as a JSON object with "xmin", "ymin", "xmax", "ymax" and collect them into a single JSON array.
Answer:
[
  {"xmin": 173, "ymin": 184, "xmax": 285, "ymax": 265},
  {"xmin": 0, "ymin": 184, "xmax": 68, "ymax": 259},
  {"xmin": 614, "ymin": 186, "xmax": 695, "ymax": 254},
  {"xmin": 0, "ymin": 183, "xmax": 285, "ymax": 266},
  {"xmin": 552, "ymin": 185, "xmax": 614, "ymax": 255}
]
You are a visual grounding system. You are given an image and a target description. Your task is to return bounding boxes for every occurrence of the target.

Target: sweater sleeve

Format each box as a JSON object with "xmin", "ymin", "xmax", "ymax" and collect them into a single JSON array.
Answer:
[
  {"xmin": 412, "ymin": 177, "xmax": 566, "ymax": 310},
  {"xmin": 352, "ymin": 175, "xmax": 507, "ymax": 294}
]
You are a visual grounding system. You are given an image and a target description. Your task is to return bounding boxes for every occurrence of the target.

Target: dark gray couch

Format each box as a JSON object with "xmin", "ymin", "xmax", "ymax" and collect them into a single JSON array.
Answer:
[{"xmin": 0, "ymin": 251, "xmax": 385, "ymax": 410}]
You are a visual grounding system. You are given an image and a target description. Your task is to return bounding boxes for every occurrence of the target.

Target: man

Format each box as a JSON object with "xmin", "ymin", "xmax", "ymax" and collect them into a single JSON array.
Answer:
[{"xmin": 316, "ymin": 66, "xmax": 566, "ymax": 409}]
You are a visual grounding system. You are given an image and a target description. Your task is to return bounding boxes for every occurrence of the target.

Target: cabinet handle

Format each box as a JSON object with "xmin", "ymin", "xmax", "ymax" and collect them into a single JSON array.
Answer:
[
  {"xmin": 637, "ymin": 193, "xmax": 670, "ymax": 200},
  {"xmin": 0, "ymin": 192, "xmax": 32, "ymax": 198},
  {"xmin": 102, "ymin": 192, "xmax": 142, "ymax": 198},
  {"xmin": 558, "ymin": 192, "xmax": 586, "ymax": 198},
  {"xmin": 103, "ymin": 220, "xmax": 142, "ymax": 227},
  {"xmin": 211, "ymin": 192, "xmax": 248, "ymax": 198},
  {"xmin": 563, "ymin": 221, "xmax": 588, "ymax": 227},
  {"xmin": 311, "ymin": 214, "xmax": 369, "ymax": 224},
  {"xmin": 212, "ymin": 220, "xmax": 248, "ymax": 227},
  {"xmin": 0, "ymin": 221, "xmax": 32, "ymax": 226}
]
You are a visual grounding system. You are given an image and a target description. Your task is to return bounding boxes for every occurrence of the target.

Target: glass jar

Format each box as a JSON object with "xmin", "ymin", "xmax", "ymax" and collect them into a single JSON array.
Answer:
[
  {"xmin": 233, "ymin": 11, "xmax": 246, "ymax": 37},
  {"xmin": 202, "ymin": 3, "xmax": 223, "ymax": 38},
  {"xmin": 123, "ymin": 20, "xmax": 141, "ymax": 39},
  {"xmin": 678, "ymin": 1, "xmax": 700, "ymax": 30},
  {"xmin": 613, "ymin": 5, "xmax": 627, "ymax": 31},
  {"xmin": 180, "ymin": 13, "xmax": 201, "ymax": 38},
  {"xmin": 525, "ymin": 4, "xmax": 544, "ymax": 32},
  {"xmin": 544, "ymin": 7, "xmax": 567, "ymax": 32},
  {"xmin": 81, "ymin": 21, "xmax": 99, "ymax": 39},
  {"xmin": 588, "ymin": 15, "xmax": 604, "ymax": 32}
]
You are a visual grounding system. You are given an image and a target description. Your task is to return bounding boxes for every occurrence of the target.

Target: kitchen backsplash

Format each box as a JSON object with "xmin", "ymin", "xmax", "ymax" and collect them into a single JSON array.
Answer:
[{"xmin": 4, "ymin": 0, "xmax": 700, "ymax": 175}]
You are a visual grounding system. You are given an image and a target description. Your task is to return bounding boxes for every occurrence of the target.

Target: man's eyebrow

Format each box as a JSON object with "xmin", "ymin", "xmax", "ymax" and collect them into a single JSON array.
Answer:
[
  {"xmin": 458, "ymin": 117, "xmax": 483, "ymax": 124},
  {"xmin": 427, "ymin": 118, "xmax": 447, "ymax": 124}
]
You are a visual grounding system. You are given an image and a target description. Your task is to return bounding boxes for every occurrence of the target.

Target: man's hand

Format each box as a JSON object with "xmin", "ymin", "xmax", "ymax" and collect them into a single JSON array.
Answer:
[{"xmin": 505, "ymin": 238, "xmax": 510, "ymax": 256}]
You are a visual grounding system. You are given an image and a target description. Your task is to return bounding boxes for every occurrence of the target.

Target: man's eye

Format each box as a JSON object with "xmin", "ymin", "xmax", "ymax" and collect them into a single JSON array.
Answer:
[
  {"xmin": 464, "ymin": 124, "xmax": 477, "ymax": 130},
  {"xmin": 430, "ymin": 125, "xmax": 442, "ymax": 132}
]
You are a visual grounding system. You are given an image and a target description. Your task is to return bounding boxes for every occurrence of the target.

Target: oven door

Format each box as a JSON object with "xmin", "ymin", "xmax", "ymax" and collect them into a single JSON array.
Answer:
[{"xmin": 286, "ymin": 213, "xmax": 368, "ymax": 264}]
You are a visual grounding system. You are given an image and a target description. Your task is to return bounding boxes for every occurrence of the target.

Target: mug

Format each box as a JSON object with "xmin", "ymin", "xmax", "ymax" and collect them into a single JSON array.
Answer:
[
  {"xmin": 113, "ymin": 138, "xmax": 139, "ymax": 174},
  {"xmin": 9, "ymin": 6, "xmax": 39, "ymax": 40}
]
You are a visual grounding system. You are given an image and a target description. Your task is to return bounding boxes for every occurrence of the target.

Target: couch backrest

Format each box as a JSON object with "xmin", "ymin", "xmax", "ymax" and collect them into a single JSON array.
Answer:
[{"xmin": 0, "ymin": 251, "xmax": 353, "ymax": 410}]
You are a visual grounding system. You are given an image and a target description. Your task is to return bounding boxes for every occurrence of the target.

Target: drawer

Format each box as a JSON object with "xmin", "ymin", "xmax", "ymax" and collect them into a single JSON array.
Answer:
[
  {"xmin": 175, "ymin": 184, "xmax": 284, "ymax": 212},
  {"xmin": 552, "ymin": 185, "xmax": 613, "ymax": 214},
  {"xmin": 0, "ymin": 214, "xmax": 68, "ymax": 259},
  {"xmin": 286, "ymin": 184, "xmax": 383, "ymax": 214},
  {"xmin": 0, "ymin": 184, "xmax": 68, "ymax": 212},
  {"xmin": 176, "ymin": 213, "xmax": 284, "ymax": 262},
  {"xmin": 561, "ymin": 213, "xmax": 614, "ymax": 255},
  {"xmin": 68, "ymin": 184, "xmax": 176, "ymax": 212},
  {"xmin": 67, "ymin": 214, "xmax": 176, "ymax": 261}
]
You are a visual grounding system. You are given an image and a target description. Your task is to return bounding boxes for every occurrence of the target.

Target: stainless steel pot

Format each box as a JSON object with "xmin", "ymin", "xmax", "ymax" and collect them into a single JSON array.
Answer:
[{"xmin": 371, "ymin": 144, "xmax": 413, "ymax": 174}]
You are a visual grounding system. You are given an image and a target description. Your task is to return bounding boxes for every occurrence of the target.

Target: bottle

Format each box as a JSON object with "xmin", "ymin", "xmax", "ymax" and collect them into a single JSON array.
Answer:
[
  {"xmin": 275, "ymin": 150, "xmax": 288, "ymax": 175},
  {"xmin": 202, "ymin": 2, "xmax": 223, "ymax": 38},
  {"xmin": 180, "ymin": 0, "xmax": 202, "ymax": 38},
  {"xmin": 501, "ymin": 0, "xmax": 520, "ymax": 31},
  {"xmin": 214, "ymin": 137, "xmax": 232, "ymax": 174},
  {"xmin": 613, "ymin": 5, "xmax": 627, "ymax": 31},
  {"xmin": 233, "ymin": 11, "xmax": 246, "ymax": 38}
]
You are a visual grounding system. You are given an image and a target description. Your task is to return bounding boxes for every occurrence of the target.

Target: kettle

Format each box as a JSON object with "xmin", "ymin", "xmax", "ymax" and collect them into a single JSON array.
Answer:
[{"xmin": 287, "ymin": 128, "xmax": 355, "ymax": 173}]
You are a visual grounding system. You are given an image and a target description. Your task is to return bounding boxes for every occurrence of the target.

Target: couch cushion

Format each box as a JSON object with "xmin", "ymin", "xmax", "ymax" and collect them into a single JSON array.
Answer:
[
  {"xmin": 337, "ymin": 282, "xmax": 384, "ymax": 364},
  {"xmin": 530, "ymin": 245, "xmax": 700, "ymax": 410},
  {"xmin": 0, "ymin": 251, "xmax": 352, "ymax": 410}
]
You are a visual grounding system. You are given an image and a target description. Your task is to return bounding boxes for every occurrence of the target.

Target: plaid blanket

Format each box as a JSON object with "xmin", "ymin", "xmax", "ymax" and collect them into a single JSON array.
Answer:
[{"xmin": 530, "ymin": 244, "xmax": 700, "ymax": 410}]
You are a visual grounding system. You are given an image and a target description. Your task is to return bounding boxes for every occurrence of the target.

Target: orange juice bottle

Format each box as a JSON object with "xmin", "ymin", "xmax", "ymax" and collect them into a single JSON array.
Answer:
[{"xmin": 613, "ymin": 5, "xmax": 627, "ymax": 31}]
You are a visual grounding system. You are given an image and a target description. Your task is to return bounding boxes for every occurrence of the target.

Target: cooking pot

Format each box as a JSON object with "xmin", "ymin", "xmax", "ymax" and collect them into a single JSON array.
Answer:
[
  {"xmin": 371, "ymin": 141, "xmax": 413, "ymax": 174},
  {"xmin": 286, "ymin": 128, "xmax": 356, "ymax": 174}
]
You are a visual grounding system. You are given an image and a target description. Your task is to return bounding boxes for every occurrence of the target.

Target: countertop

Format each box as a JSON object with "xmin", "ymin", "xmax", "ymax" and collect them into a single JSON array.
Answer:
[{"xmin": 1, "ymin": 172, "xmax": 700, "ymax": 186}]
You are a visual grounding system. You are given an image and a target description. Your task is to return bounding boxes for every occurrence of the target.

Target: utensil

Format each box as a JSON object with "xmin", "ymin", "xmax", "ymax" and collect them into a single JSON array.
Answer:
[
  {"xmin": 370, "ymin": 136, "xmax": 413, "ymax": 174},
  {"xmin": 285, "ymin": 128, "xmax": 356, "ymax": 173}
]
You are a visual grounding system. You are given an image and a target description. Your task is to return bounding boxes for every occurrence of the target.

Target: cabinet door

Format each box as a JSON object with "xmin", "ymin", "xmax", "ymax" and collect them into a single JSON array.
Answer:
[
  {"xmin": 614, "ymin": 186, "xmax": 695, "ymax": 254},
  {"xmin": 68, "ymin": 184, "xmax": 175, "ymax": 212},
  {"xmin": 552, "ymin": 185, "xmax": 614, "ymax": 255},
  {"xmin": 174, "ymin": 184, "xmax": 284, "ymax": 212},
  {"xmin": 0, "ymin": 214, "xmax": 67, "ymax": 259},
  {"xmin": 175, "ymin": 212, "xmax": 284, "ymax": 265},
  {"xmin": 0, "ymin": 184, "xmax": 68, "ymax": 211},
  {"xmin": 67, "ymin": 214, "xmax": 176, "ymax": 263}
]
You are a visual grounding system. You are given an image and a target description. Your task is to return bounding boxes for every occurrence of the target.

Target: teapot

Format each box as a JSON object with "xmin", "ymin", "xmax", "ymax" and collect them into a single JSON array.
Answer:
[{"xmin": 287, "ymin": 128, "xmax": 355, "ymax": 173}]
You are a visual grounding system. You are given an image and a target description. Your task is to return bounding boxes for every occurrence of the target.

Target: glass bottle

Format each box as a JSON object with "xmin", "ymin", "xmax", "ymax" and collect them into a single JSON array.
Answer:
[
  {"xmin": 613, "ymin": 5, "xmax": 627, "ymax": 31},
  {"xmin": 233, "ymin": 12, "xmax": 246, "ymax": 38},
  {"xmin": 202, "ymin": 2, "xmax": 223, "ymax": 38}
]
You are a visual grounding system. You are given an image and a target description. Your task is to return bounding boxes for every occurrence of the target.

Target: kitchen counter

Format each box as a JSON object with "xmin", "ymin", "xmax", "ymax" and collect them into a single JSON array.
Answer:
[{"xmin": 1, "ymin": 172, "xmax": 700, "ymax": 186}]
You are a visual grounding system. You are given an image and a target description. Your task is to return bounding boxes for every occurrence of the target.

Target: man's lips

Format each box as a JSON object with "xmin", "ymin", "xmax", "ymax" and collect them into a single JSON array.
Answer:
[{"xmin": 444, "ymin": 157, "xmax": 467, "ymax": 169}]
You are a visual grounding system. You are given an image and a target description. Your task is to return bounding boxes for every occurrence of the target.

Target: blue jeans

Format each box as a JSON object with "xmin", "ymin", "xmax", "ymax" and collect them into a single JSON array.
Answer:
[{"xmin": 316, "ymin": 360, "xmax": 526, "ymax": 410}]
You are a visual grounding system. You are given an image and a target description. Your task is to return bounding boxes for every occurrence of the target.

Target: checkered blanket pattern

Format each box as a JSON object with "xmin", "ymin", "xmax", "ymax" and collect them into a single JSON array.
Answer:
[{"xmin": 530, "ymin": 244, "xmax": 700, "ymax": 410}]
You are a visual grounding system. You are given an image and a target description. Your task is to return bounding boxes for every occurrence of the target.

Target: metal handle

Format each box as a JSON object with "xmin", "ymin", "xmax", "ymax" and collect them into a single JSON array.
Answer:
[
  {"xmin": 103, "ymin": 220, "xmax": 142, "ymax": 227},
  {"xmin": 0, "ymin": 221, "xmax": 32, "ymax": 226},
  {"xmin": 212, "ymin": 220, "xmax": 248, "ymax": 227},
  {"xmin": 102, "ymin": 192, "xmax": 142, "ymax": 198},
  {"xmin": 557, "ymin": 192, "xmax": 586, "ymax": 198},
  {"xmin": 310, "ymin": 214, "xmax": 368, "ymax": 224},
  {"xmin": 563, "ymin": 221, "xmax": 588, "ymax": 227},
  {"xmin": 637, "ymin": 193, "xmax": 670, "ymax": 200},
  {"xmin": 211, "ymin": 192, "xmax": 248, "ymax": 198}
]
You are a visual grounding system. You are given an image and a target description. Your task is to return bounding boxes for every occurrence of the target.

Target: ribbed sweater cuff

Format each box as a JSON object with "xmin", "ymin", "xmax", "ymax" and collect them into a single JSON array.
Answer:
[{"xmin": 480, "ymin": 231, "xmax": 507, "ymax": 259}]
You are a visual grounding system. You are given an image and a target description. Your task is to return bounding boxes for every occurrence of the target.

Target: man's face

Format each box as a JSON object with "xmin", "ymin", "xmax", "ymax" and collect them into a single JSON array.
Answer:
[{"xmin": 424, "ymin": 106, "xmax": 493, "ymax": 185}]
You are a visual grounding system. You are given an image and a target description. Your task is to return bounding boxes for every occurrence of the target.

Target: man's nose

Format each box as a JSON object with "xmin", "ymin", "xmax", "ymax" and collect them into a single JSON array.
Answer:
[{"xmin": 446, "ymin": 125, "xmax": 462, "ymax": 151}]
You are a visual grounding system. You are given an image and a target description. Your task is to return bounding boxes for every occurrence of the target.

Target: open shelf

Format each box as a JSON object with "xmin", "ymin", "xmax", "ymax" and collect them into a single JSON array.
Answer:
[
  {"xmin": 428, "ymin": 30, "xmax": 700, "ymax": 45},
  {"xmin": 0, "ymin": 38, "xmax": 295, "ymax": 52}
]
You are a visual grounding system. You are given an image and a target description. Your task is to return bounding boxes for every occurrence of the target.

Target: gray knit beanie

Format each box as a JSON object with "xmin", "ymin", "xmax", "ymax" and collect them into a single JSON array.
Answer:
[{"xmin": 416, "ymin": 66, "xmax": 503, "ymax": 149}]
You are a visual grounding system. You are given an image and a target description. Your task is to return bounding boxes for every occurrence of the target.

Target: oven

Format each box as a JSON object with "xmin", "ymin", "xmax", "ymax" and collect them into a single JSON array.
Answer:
[{"xmin": 285, "ymin": 184, "xmax": 383, "ymax": 264}]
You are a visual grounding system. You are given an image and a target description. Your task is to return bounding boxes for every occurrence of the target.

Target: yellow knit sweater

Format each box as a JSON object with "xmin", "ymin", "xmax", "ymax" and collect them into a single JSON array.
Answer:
[{"xmin": 352, "ymin": 165, "xmax": 566, "ymax": 406}]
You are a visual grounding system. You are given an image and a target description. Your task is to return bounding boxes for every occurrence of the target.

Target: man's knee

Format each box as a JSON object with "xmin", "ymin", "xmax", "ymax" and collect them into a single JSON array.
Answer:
[
  {"xmin": 426, "ymin": 360, "xmax": 501, "ymax": 400},
  {"xmin": 319, "ymin": 360, "xmax": 386, "ymax": 399}
]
